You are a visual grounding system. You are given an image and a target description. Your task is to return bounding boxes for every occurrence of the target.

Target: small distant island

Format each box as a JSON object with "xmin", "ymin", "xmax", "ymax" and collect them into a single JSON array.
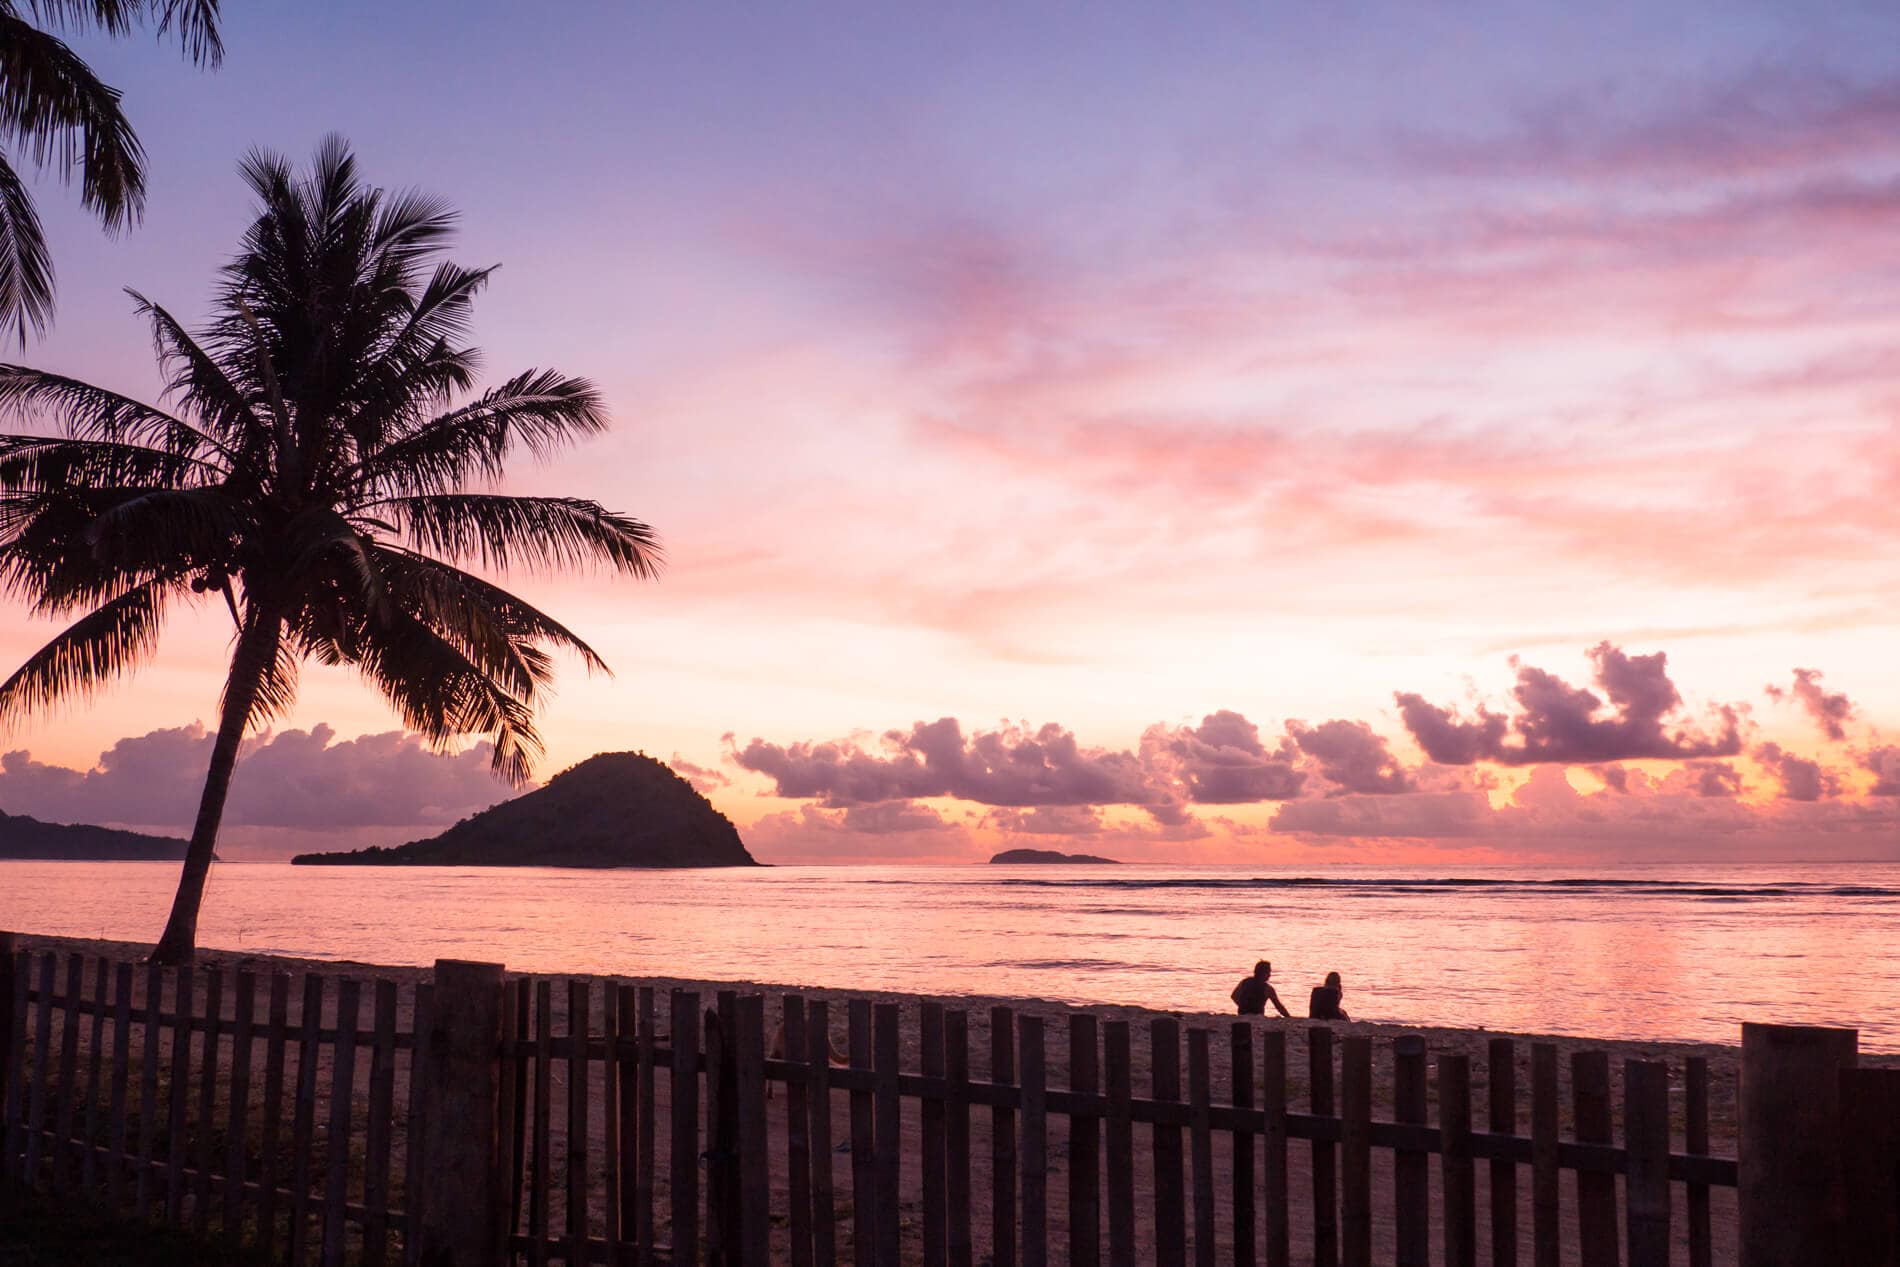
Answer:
[
  {"xmin": 0, "ymin": 809, "xmax": 189, "ymax": 861},
  {"xmin": 989, "ymin": 848, "xmax": 1121, "ymax": 865},
  {"xmin": 292, "ymin": 752, "xmax": 758, "ymax": 869}
]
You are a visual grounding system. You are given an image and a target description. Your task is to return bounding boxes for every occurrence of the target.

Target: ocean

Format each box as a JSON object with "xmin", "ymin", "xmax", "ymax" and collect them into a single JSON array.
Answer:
[{"xmin": 3, "ymin": 860, "xmax": 1896, "ymax": 1051}]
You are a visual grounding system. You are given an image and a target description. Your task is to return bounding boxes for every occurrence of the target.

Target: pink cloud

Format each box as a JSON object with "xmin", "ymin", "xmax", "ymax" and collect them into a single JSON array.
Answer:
[
  {"xmin": 1397, "ymin": 643, "xmax": 1742, "ymax": 766},
  {"xmin": 1766, "ymin": 668, "xmax": 1856, "ymax": 742}
]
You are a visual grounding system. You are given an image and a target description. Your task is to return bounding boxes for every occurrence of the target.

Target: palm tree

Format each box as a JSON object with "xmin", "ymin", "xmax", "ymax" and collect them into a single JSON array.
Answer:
[
  {"xmin": 0, "ymin": 0, "xmax": 224, "ymax": 342},
  {"xmin": 0, "ymin": 138, "xmax": 661, "ymax": 962}
]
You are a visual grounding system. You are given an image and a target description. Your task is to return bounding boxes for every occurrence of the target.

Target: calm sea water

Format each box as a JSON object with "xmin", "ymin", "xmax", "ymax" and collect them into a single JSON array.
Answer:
[{"xmin": 3, "ymin": 860, "xmax": 1897, "ymax": 1051}]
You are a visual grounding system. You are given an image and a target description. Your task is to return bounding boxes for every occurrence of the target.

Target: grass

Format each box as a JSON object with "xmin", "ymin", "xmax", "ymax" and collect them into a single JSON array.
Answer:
[{"xmin": 0, "ymin": 1186, "xmax": 276, "ymax": 1266}]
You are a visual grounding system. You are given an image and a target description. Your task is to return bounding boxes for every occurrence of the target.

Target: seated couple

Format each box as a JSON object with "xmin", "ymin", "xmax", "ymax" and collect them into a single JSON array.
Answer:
[{"xmin": 1231, "ymin": 960, "xmax": 1349, "ymax": 1022}]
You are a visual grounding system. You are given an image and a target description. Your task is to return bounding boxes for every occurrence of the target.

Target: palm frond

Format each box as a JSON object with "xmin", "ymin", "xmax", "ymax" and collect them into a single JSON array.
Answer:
[
  {"xmin": 0, "ymin": 11, "xmax": 146, "ymax": 229},
  {"xmin": 370, "ymin": 544, "xmax": 611, "ymax": 674},
  {"xmin": 350, "ymin": 370, "xmax": 606, "ymax": 496},
  {"xmin": 0, "ymin": 433, "xmax": 216, "ymax": 491},
  {"xmin": 23, "ymin": 1, "xmax": 222, "ymax": 64},
  {"xmin": 0, "ymin": 154, "xmax": 52, "ymax": 344},
  {"xmin": 123, "ymin": 292, "xmax": 260, "ymax": 455},
  {"xmin": 351, "ymin": 601, "xmax": 543, "ymax": 783},
  {"xmin": 0, "ymin": 360, "xmax": 230, "ymax": 458},
  {"xmin": 371, "ymin": 492, "xmax": 662, "ymax": 578},
  {"xmin": 0, "ymin": 572, "xmax": 173, "ymax": 724}
]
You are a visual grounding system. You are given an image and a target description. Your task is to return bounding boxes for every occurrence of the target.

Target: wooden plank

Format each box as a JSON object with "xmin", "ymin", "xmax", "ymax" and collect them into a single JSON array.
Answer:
[
  {"xmin": 405, "ymin": 982, "xmax": 433, "ymax": 1267},
  {"xmin": 1151, "ymin": 1018, "xmax": 1185, "ymax": 1267},
  {"xmin": 1103, "ymin": 1020, "xmax": 1134, "ymax": 1267},
  {"xmin": 81, "ymin": 955, "xmax": 109, "ymax": 1198},
  {"xmin": 1230, "ymin": 1025, "xmax": 1254, "ymax": 1267},
  {"xmin": 193, "ymin": 965, "xmax": 223, "ymax": 1233},
  {"xmin": 736, "ymin": 995, "xmax": 770, "ymax": 1267},
  {"xmin": 493, "ymin": 981, "xmax": 518, "ymax": 1253},
  {"xmin": 288, "ymin": 973, "xmax": 326, "ymax": 1267},
  {"xmin": 52, "ymin": 953, "xmax": 82, "ymax": 1195},
  {"xmin": 1339, "ymin": 1036, "xmax": 1372, "ymax": 1267},
  {"xmin": 991, "ymin": 1005, "xmax": 1018, "ymax": 1267},
  {"xmin": 1623, "ymin": 1060, "xmax": 1669, "ymax": 1267},
  {"xmin": 510, "ymin": 978, "xmax": 531, "ymax": 1241},
  {"xmin": 1186, "ymin": 1028, "xmax": 1214, "ymax": 1267},
  {"xmin": 26, "ymin": 953, "xmax": 55, "ymax": 1187},
  {"xmin": 1841, "ymin": 1067, "xmax": 1900, "ymax": 1267},
  {"xmin": 945, "ymin": 1009, "xmax": 972, "ymax": 1267},
  {"xmin": 136, "ymin": 962, "xmax": 164, "ymax": 1219},
  {"xmin": 258, "ymin": 973, "xmax": 290, "ymax": 1260},
  {"xmin": 1440, "ymin": 1054, "xmax": 1476, "ymax": 1267},
  {"xmin": 849, "ymin": 999, "xmax": 876, "ymax": 1267},
  {"xmin": 531, "ymin": 980, "xmax": 553, "ymax": 1267},
  {"xmin": 920, "ymin": 1002, "xmax": 947, "ymax": 1267},
  {"xmin": 1069, "ymin": 1014, "xmax": 1100, "ymax": 1267},
  {"xmin": 636, "ymin": 986, "xmax": 658, "ymax": 1267},
  {"xmin": 603, "ymin": 985, "xmax": 623, "ymax": 1267},
  {"xmin": 224, "ymin": 969, "xmax": 257, "ymax": 1239},
  {"xmin": 710, "ymin": 992, "xmax": 734, "ymax": 1265},
  {"xmin": 669, "ymin": 989, "xmax": 701, "ymax": 1267},
  {"xmin": 362, "ymin": 979, "xmax": 399, "ymax": 1267},
  {"xmin": 1308, "ymin": 1027, "xmax": 1337, "ymax": 1267},
  {"xmin": 807, "ymin": 999, "xmax": 837, "ymax": 1267},
  {"xmin": 0, "ymin": 938, "xmax": 11, "ymax": 1181},
  {"xmin": 1019, "ymin": 1014, "xmax": 1048, "ymax": 1267},
  {"xmin": 785, "ymin": 996, "xmax": 815, "ymax": 1267},
  {"xmin": 1685, "ymin": 1056, "xmax": 1711, "ymax": 1267},
  {"xmin": 569, "ymin": 980, "xmax": 593, "ymax": 1267},
  {"xmin": 1530, "ymin": 1043, "xmax": 1558, "ymax": 1267},
  {"xmin": 1486, "ymin": 1038, "xmax": 1517, "ymax": 1267},
  {"xmin": 2, "ymin": 950, "xmax": 27, "ymax": 1183},
  {"xmin": 106, "ymin": 961, "xmax": 133, "ymax": 1211},
  {"xmin": 615, "ymin": 986, "xmax": 640, "ymax": 1267},
  {"xmin": 1259, "ymin": 1028, "xmax": 1289, "ymax": 1267},
  {"xmin": 164, "ymin": 962, "xmax": 193, "ymax": 1225},
  {"xmin": 1393, "ymin": 1036, "xmax": 1429, "ymax": 1267},
  {"xmin": 874, "ymin": 1003, "xmax": 902, "ymax": 1267},
  {"xmin": 1570, "ymin": 1049, "xmax": 1616, "ymax": 1267},
  {"xmin": 320, "ymin": 975, "xmax": 362, "ymax": 1267}
]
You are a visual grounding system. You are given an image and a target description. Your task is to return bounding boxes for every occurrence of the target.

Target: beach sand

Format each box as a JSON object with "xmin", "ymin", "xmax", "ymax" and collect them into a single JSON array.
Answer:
[{"xmin": 17, "ymin": 933, "xmax": 1858, "ymax": 1265}]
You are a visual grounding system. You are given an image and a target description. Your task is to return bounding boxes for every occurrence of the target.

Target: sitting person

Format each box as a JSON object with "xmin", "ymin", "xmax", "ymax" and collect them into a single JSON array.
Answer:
[
  {"xmin": 1308, "ymin": 971, "xmax": 1349, "ymax": 1021},
  {"xmin": 1231, "ymin": 960, "xmax": 1292, "ymax": 1018}
]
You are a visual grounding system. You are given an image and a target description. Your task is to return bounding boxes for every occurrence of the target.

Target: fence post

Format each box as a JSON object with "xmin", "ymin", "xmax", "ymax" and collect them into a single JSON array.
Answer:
[
  {"xmin": 1840, "ymin": 1067, "xmax": 1900, "ymax": 1267},
  {"xmin": 0, "ymin": 932, "xmax": 12, "ymax": 1159},
  {"xmin": 1739, "ymin": 1022, "xmax": 1857, "ymax": 1267},
  {"xmin": 417, "ymin": 959, "xmax": 505, "ymax": 1267}
]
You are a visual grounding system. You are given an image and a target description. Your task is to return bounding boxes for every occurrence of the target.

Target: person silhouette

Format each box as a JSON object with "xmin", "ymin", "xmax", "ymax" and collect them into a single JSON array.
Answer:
[
  {"xmin": 1232, "ymin": 960, "xmax": 1292, "ymax": 1018},
  {"xmin": 1308, "ymin": 970, "xmax": 1350, "ymax": 1021}
]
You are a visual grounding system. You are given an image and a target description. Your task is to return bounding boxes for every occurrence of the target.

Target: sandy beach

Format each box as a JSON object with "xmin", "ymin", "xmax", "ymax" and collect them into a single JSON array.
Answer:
[{"xmin": 18, "ymin": 932, "xmax": 1867, "ymax": 1265}]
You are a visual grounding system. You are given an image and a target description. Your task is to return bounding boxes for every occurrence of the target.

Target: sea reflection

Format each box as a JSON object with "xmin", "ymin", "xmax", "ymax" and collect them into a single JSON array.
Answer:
[{"xmin": 3, "ymin": 861, "xmax": 1897, "ymax": 1050}]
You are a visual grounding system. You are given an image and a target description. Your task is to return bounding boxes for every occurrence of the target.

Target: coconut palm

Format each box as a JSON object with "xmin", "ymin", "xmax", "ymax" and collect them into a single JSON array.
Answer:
[
  {"xmin": 0, "ymin": 138, "xmax": 661, "ymax": 962},
  {"xmin": 0, "ymin": 0, "xmax": 224, "ymax": 342}
]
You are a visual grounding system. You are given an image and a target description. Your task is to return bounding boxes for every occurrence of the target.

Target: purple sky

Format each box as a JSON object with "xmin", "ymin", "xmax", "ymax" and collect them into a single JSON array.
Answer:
[{"xmin": 6, "ymin": 3, "xmax": 1900, "ymax": 861}]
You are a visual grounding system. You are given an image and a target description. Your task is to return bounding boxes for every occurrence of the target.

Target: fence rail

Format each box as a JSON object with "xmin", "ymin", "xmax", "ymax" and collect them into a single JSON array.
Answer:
[{"xmin": 5, "ymin": 937, "xmax": 1896, "ymax": 1266}]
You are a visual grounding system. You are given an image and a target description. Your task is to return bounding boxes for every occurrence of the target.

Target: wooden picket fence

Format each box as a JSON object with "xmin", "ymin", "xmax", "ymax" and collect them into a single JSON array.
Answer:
[
  {"xmin": 17, "ymin": 940, "xmax": 1900, "ymax": 1266},
  {"xmin": 494, "ymin": 981, "xmax": 1736, "ymax": 1267},
  {"xmin": 0, "ymin": 944, "xmax": 431, "ymax": 1265}
]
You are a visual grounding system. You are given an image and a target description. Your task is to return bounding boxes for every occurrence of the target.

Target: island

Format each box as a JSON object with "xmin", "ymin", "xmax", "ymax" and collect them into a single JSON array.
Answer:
[
  {"xmin": 0, "ymin": 809, "xmax": 189, "ymax": 861},
  {"xmin": 291, "ymin": 751, "xmax": 759, "ymax": 868},
  {"xmin": 989, "ymin": 848, "xmax": 1121, "ymax": 865}
]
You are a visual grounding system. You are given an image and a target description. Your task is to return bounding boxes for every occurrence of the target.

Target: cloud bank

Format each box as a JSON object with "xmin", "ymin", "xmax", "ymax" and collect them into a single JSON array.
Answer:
[{"xmin": 0, "ymin": 724, "xmax": 515, "ymax": 838}]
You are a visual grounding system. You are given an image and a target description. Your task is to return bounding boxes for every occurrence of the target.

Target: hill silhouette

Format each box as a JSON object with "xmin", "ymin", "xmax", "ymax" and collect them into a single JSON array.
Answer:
[
  {"xmin": 291, "ymin": 752, "xmax": 758, "ymax": 868},
  {"xmin": 0, "ymin": 809, "xmax": 189, "ymax": 860},
  {"xmin": 989, "ymin": 848, "xmax": 1120, "ymax": 865}
]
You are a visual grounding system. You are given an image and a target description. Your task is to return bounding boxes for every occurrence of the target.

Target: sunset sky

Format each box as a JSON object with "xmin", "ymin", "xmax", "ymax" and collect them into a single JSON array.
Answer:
[{"xmin": 5, "ymin": 1, "xmax": 1900, "ymax": 863}]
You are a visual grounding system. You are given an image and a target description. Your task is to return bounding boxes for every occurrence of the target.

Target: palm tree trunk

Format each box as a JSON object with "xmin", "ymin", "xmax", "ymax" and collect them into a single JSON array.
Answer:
[{"xmin": 148, "ymin": 612, "xmax": 276, "ymax": 965}]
